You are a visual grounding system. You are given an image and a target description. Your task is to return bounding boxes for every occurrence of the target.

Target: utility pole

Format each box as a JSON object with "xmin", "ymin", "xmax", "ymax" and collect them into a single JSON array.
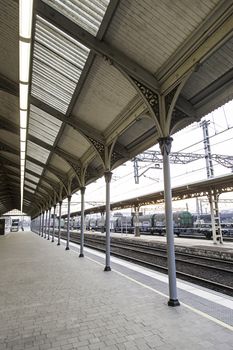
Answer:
[{"xmin": 200, "ymin": 120, "xmax": 223, "ymax": 244}]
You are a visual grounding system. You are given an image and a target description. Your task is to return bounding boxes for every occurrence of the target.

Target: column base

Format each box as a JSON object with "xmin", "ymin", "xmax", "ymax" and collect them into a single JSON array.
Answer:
[
  {"xmin": 51, "ymin": 239, "xmax": 54, "ymax": 242},
  {"xmin": 168, "ymin": 299, "xmax": 180, "ymax": 307},
  {"xmin": 79, "ymin": 253, "xmax": 84, "ymax": 257},
  {"xmin": 104, "ymin": 266, "xmax": 111, "ymax": 272},
  {"xmin": 47, "ymin": 238, "xmax": 50, "ymax": 240},
  {"xmin": 134, "ymin": 227, "xmax": 140, "ymax": 237},
  {"xmin": 44, "ymin": 236, "xmax": 46, "ymax": 239},
  {"xmin": 57, "ymin": 242, "xmax": 60, "ymax": 246},
  {"xmin": 65, "ymin": 246, "xmax": 70, "ymax": 250}
]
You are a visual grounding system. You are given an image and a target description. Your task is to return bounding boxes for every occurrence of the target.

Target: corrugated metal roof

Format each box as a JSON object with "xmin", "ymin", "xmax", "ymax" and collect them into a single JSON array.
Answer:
[
  {"xmin": 105, "ymin": 0, "xmax": 219, "ymax": 73},
  {"xmin": 25, "ymin": 187, "xmax": 35, "ymax": 194},
  {"xmin": 72, "ymin": 56, "xmax": 137, "ymax": 132},
  {"xmin": 31, "ymin": 16, "xmax": 90, "ymax": 114},
  {"xmin": 50, "ymin": 154, "xmax": 71, "ymax": 173},
  {"xmin": 28, "ymin": 105, "xmax": 62, "ymax": 146},
  {"xmin": 58, "ymin": 125, "xmax": 90, "ymax": 159},
  {"xmin": 42, "ymin": 0, "xmax": 110, "ymax": 36},
  {"xmin": 117, "ymin": 115, "xmax": 155, "ymax": 147},
  {"xmin": 0, "ymin": 92, "xmax": 19, "ymax": 125},
  {"xmin": 183, "ymin": 37, "xmax": 233, "ymax": 100},
  {"xmin": 44, "ymin": 170, "xmax": 61, "ymax": 182},
  {"xmin": 0, "ymin": 0, "xmax": 18, "ymax": 82},
  {"xmin": 25, "ymin": 173, "xmax": 40, "ymax": 183},
  {"xmin": 26, "ymin": 160, "xmax": 44, "ymax": 175},
  {"xmin": 24, "ymin": 180, "xmax": 37, "ymax": 189},
  {"xmin": 0, "ymin": 130, "xmax": 19, "ymax": 148},
  {"xmin": 27, "ymin": 140, "xmax": 50, "ymax": 164}
]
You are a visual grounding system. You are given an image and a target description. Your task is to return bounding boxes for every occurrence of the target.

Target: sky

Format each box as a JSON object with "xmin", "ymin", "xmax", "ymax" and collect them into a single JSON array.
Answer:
[{"xmin": 61, "ymin": 99, "xmax": 233, "ymax": 216}]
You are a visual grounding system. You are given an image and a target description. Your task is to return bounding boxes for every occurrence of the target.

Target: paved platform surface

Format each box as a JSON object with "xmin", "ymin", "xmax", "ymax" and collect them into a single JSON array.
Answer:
[{"xmin": 0, "ymin": 231, "xmax": 232, "ymax": 350}]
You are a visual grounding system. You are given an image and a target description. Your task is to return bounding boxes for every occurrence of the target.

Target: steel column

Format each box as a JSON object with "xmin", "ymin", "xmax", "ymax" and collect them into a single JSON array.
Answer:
[
  {"xmin": 159, "ymin": 137, "xmax": 180, "ymax": 307},
  {"xmin": 41, "ymin": 211, "xmax": 44, "ymax": 237},
  {"xmin": 104, "ymin": 171, "xmax": 112, "ymax": 271},
  {"xmin": 44, "ymin": 210, "xmax": 48, "ymax": 239},
  {"xmin": 38, "ymin": 213, "xmax": 42, "ymax": 235},
  {"xmin": 57, "ymin": 200, "xmax": 62, "ymax": 246},
  {"xmin": 66, "ymin": 195, "xmax": 72, "ymax": 250},
  {"xmin": 79, "ymin": 187, "xmax": 86, "ymax": 258},
  {"xmin": 47, "ymin": 208, "xmax": 51, "ymax": 240},
  {"xmin": 134, "ymin": 205, "xmax": 140, "ymax": 237},
  {"xmin": 52, "ymin": 204, "xmax": 56, "ymax": 242}
]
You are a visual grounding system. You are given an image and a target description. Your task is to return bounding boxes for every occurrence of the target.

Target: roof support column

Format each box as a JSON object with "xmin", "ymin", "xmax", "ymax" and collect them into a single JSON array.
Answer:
[
  {"xmin": 41, "ymin": 211, "xmax": 44, "ymax": 238},
  {"xmin": 47, "ymin": 207, "xmax": 51, "ymax": 240},
  {"xmin": 159, "ymin": 137, "xmax": 180, "ymax": 307},
  {"xmin": 65, "ymin": 195, "xmax": 72, "ymax": 250},
  {"xmin": 134, "ymin": 205, "xmax": 140, "ymax": 237},
  {"xmin": 44, "ymin": 210, "xmax": 48, "ymax": 239},
  {"xmin": 104, "ymin": 171, "xmax": 112, "ymax": 271},
  {"xmin": 79, "ymin": 186, "xmax": 86, "ymax": 258},
  {"xmin": 39, "ymin": 212, "xmax": 42, "ymax": 236},
  {"xmin": 57, "ymin": 200, "xmax": 62, "ymax": 246},
  {"xmin": 52, "ymin": 204, "xmax": 56, "ymax": 242}
]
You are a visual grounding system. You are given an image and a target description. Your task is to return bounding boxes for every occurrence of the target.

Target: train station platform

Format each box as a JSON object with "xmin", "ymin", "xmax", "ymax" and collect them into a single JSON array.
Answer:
[
  {"xmin": 85, "ymin": 230, "xmax": 233, "ymax": 260},
  {"xmin": 0, "ymin": 232, "xmax": 232, "ymax": 350}
]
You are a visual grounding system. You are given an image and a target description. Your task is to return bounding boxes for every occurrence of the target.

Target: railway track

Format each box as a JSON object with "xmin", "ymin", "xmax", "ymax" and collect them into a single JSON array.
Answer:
[{"xmin": 58, "ymin": 231, "xmax": 233, "ymax": 296}]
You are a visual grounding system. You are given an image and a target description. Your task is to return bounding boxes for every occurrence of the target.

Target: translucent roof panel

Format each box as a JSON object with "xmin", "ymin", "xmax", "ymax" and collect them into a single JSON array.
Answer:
[
  {"xmin": 26, "ymin": 160, "xmax": 44, "ymax": 175},
  {"xmin": 24, "ymin": 181, "xmax": 37, "ymax": 190},
  {"xmin": 42, "ymin": 0, "xmax": 110, "ymax": 36},
  {"xmin": 25, "ymin": 187, "xmax": 35, "ymax": 194},
  {"xmin": 25, "ymin": 173, "xmax": 40, "ymax": 183},
  {"xmin": 27, "ymin": 140, "xmax": 50, "ymax": 164},
  {"xmin": 31, "ymin": 16, "xmax": 90, "ymax": 114},
  {"xmin": 28, "ymin": 105, "xmax": 62, "ymax": 146}
]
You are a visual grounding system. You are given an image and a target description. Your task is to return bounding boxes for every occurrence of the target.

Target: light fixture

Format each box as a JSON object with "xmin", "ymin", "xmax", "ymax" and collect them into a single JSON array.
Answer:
[
  {"xmin": 21, "ymin": 152, "xmax": 26, "ymax": 161},
  {"xmin": 19, "ymin": 41, "xmax": 31, "ymax": 83},
  {"xmin": 19, "ymin": 0, "xmax": 33, "ymax": 39},
  {"xmin": 20, "ymin": 128, "xmax": 27, "ymax": 142},
  {"xmin": 20, "ymin": 84, "xmax": 29, "ymax": 110},
  {"xmin": 21, "ymin": 141, "xmax": 26, "ymax": 152},
  {"xmin": 20, "ymin": 110, "xmax": 28, "ymax": 128},
  {"xmin": 19, "ymin": 0, "xmax": 34, "ymax": 211}
]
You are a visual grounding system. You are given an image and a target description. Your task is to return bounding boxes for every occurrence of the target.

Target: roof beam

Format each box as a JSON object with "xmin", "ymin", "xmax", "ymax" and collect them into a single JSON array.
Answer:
[
  {"xmin": 30, "ymin": 96, "xmax": 105, "ymax": 143},
  {"xmin": 26, "ymin": 155, "xmax": 67, "ymax": 181},
  {"xmin": 30, "ymin": 97, "xmax": 131, "ymax": 159},
  {"xmin": 25, "ymin": 168, "xmax": 59, "ymax": 192},
  {"xmin": 0, "ymin": 115, "xmax": 19, "ymax": 134},
  {"xmin": 191, "ymin": 67, "xmax": 233, "ymax": 108},
  {"xmin": 0, "ymin": 73, "xmax": 19, "ymax": 97},
  {"xmin": 176, "ymin": 95, "xmax": 197, "ymax": 118},
  {"xmin": 0, "ymin": 141, "xmax": 18, "ymax": 156},
  {"xmin": 0, "ymin": 155, "xmax": 19, "ymax": 169},
  {"xmin": 35, "ymin": 0, "xmax": 159, "ymax": 92},
  {"xmin": 158, "ymin": 2, "xmax": 233, "ymax": 93}
]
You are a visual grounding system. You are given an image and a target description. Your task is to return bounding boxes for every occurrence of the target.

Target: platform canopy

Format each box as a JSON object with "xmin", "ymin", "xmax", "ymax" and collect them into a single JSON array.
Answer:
[{"xmin": 0, "ymin": 0, "xmax": 233, "ymax": 216}]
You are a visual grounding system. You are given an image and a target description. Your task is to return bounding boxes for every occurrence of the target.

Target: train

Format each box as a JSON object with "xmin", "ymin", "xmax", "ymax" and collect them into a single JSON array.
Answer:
[{"xmin": 59, "ymin": 211, "xmax": 233, "ymax": 239}]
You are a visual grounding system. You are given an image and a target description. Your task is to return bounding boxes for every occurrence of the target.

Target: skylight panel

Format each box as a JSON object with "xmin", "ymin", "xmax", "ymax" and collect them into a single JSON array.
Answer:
[
  {"xmin": 31, "ymin": 16, "xmax": 90, "ymax": 114},
  {"xmin": 42, "ymin": 0, "xmax": 110, "ymax": 36}
]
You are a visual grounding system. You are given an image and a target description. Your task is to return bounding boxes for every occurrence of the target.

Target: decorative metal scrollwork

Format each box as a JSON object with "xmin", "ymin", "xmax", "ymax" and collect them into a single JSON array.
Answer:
[
  {"xmin": 132, "ymin": 79, "xmax": 159, "ymax": 118},
  {"xmin": 111, "ymin": 150, "xmax": 123, "ymax": 168},
  {"xmin": 87, "ymin": 137, "xmax": 105, "ymax": 158}
]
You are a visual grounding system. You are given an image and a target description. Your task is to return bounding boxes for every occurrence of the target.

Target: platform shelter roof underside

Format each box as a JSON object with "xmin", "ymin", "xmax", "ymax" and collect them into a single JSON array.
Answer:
[{"xmin": 0, "ymin": 0, "xmax": 233, "ymax": 216}]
